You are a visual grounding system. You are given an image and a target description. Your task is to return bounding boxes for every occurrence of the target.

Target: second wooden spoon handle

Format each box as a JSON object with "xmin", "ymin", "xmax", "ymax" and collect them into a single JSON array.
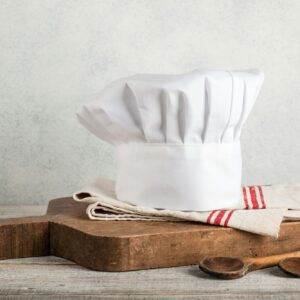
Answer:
[{"xmin": 245, "ymin": 251, "xmax": 300, "ymax": 271}]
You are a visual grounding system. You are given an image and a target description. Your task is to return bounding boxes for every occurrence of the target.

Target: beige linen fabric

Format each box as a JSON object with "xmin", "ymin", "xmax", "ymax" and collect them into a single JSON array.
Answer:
[{"xmin": 73, "ymin": 178, "xmax": 300, "ymax": 237}]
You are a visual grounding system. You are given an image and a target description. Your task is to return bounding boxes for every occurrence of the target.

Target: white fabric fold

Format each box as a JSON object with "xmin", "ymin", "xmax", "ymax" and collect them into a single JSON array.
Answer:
[
  {"xmin": 77, "ymin": 70, "xmax": 264, "ymax": 144},
  {"xmin": 73, "ymin": 178, "xmax": 300, "ymax": 238}
]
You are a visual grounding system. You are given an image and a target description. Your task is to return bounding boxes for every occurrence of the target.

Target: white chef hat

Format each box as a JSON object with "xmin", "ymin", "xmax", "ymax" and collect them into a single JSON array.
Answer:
[{"xmin": 77, "ymin": 69, "xmax": 264, "ymax": 211}]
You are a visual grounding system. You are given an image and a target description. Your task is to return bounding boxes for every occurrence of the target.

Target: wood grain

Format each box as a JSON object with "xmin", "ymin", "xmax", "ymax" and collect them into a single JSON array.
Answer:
[
  {"xmin": 0, "ymin": 216, "xmax": 49, "ymax": 259},
  {"xmin": 0, "ymin": 198, "xmax": 300, "ymax": 271},
  {"xmin": 0, "ymin": 206, "xmax": 300, "ymax": 299}
]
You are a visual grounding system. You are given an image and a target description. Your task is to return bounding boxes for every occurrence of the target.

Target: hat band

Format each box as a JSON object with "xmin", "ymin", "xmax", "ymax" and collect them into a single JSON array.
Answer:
[{"xmin": 115, "ymin": 143, "xmax": 242, "ymax": 211}]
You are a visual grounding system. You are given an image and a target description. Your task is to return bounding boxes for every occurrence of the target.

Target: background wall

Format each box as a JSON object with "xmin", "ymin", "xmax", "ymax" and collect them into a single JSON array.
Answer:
[{"xmin": 1, "ymin": 0, "xmax": 299, "ymax": 204}]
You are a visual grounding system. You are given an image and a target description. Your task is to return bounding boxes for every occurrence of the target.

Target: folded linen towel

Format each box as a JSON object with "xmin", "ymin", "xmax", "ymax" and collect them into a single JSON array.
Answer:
[{"xmin": 73, "ymin": 178, "xmax": 300, "ymax": 237}]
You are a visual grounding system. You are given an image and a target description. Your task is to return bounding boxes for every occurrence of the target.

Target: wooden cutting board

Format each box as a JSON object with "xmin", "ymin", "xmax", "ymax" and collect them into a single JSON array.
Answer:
[{"xmin": 0, "ymin": 197, "xmax": 300, "ymax": 271}]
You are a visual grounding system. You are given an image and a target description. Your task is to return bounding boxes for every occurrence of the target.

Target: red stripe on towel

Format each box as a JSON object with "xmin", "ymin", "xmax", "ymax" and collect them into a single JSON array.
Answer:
[
  {"xmin": 214, "ymin": 210, "xmax": 226, "ymax": 225},
  {"xmin": 224, "ymin": 210, "xmax": 235, "ymax": 227},
  {"xmin": 249, "ymin": 186, "xmax": 259, "ymax": 209},
  {"xmin": 258, "ymin": 186, "xmax": 266, "ymax": 208},
  {"xmin": 206, "ymin": 210, "xmax": 217, "ymax": 224},
  {"xmin": 243, "ymin": 187, "xmax": 249, "ymax": 209}
]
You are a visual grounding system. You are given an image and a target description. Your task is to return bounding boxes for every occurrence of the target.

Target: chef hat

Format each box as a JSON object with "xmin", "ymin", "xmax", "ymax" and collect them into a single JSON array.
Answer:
[{"xmin": 77, "ymin": 69, "xmax": 264, "ymax": 211}]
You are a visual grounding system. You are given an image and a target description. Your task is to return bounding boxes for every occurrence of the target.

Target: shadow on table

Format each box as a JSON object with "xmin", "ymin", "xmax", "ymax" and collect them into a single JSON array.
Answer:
[
  {"xmin": 187, "ymin": 265, "xmax": 293, "ymax": 280},
  {"xmin": 269, "ymin": 266, "xmax": 295, "ymax": 278},
  {"xmin": 187, "ymin": 265, "xmax": 218, "ymax": 280}
]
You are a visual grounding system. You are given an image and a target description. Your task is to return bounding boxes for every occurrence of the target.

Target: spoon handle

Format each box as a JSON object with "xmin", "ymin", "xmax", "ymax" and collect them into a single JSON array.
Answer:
[{"xmin": 245, "ymin": 251, "xmax": 300, "ymax": 271}]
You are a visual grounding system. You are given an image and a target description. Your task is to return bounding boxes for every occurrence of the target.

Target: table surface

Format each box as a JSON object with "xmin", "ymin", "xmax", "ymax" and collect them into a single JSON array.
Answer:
[{"xmin": 0, "ymin": 205, "xmax": 299, "ymax": 300}]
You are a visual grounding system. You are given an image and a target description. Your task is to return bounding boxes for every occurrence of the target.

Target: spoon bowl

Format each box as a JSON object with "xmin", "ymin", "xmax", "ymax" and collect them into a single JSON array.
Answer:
[
  {"xmin": 278, "ymin": 257, "xmax": 300, "ymax": 277},
  {"xmin": 199, "ymin": 257, "xmax": 249, "ymax": 279}
]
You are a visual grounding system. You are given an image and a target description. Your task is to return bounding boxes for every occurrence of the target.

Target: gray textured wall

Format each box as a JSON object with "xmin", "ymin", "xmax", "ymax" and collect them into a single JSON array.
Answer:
[{"xmin": 1, "ymin": 0, "xmax": 299, "ymax": 204}]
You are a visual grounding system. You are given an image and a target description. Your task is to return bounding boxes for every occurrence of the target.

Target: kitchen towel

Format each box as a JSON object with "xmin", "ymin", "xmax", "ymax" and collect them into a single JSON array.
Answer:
[{"xmin": 73, "ymin": 178, "xmax": 300, "ymax": 237}]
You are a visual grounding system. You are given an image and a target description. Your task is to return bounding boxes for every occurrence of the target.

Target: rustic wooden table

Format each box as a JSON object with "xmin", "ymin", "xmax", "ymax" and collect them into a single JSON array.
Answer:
[{"xmin": 0, "ymin": 205, "xmax": 299, "ymax": 300}]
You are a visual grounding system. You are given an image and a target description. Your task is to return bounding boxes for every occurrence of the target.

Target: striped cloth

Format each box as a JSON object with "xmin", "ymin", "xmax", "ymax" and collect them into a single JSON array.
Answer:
[{"xmin": 73, "ymin": 178, "xmax": 300, "ymax": 237}]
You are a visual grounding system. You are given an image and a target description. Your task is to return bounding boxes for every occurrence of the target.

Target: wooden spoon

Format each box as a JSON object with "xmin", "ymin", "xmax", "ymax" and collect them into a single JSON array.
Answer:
[{"xmin": 199, "ymin": 251, "xmax": 300, "ymax": 279}]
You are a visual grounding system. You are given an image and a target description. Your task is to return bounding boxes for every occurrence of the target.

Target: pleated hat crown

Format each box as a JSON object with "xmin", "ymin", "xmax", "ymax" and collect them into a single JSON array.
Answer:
[{"xmin": 77, "ymin": 69, "xmax": 264, "ymax": 211}]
